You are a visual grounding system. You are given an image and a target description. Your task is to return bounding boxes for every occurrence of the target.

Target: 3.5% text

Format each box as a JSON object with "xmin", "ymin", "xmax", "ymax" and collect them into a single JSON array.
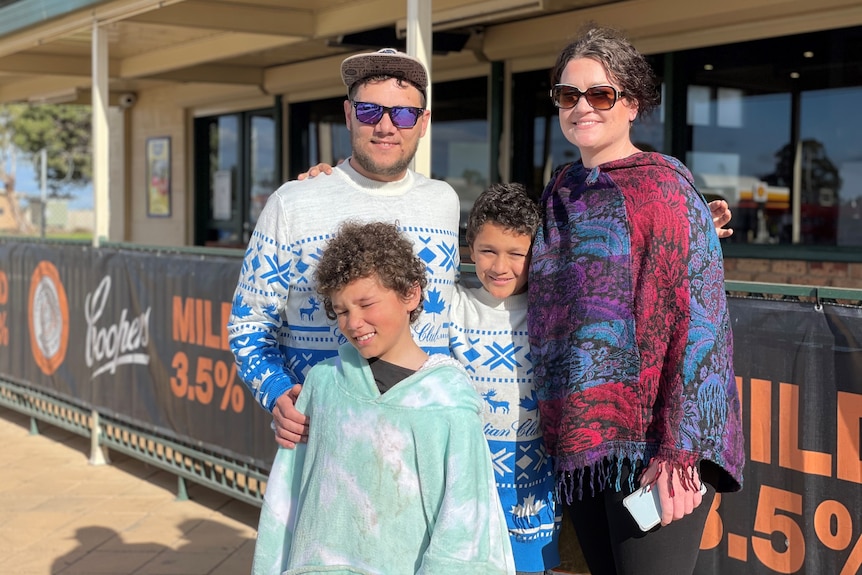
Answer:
[{"xmin": 169, "ymin": 352, "xmax": 245, "ymax": 413}]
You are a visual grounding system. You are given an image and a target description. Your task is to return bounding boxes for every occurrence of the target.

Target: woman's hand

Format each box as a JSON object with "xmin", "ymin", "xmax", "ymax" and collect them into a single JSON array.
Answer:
[
  {"xmin": 639, "ymin": 459, "xmax": 703, "ymax": 526},
  {"xmin": 709, "ymin": 199, "xmax": 733, "ymax": 239}
]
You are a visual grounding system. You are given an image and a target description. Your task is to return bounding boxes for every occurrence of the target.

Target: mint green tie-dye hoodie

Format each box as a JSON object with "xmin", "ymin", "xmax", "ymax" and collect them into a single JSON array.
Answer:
[{"xmin": 253, "ymin": 344, "xmax": 515, "ymax": 575}]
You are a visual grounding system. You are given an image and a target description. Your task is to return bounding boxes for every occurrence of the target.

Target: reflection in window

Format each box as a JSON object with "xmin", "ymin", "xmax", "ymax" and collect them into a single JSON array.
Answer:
[
  {"xmin": 630, "ymin": 91, "xmax": 664, "ymax": 154},
  {"xmin": 687, "ymin": 89, "xmax": 791, "ymax": 245},
  {"xmin": 800, "ymin": 87, "xmax": 862, "ymax": 246},
  {"xmin": 681, "ymin": 26, "xmax": 862, "ymax": 246},
  {"xmin": 290, "ymin": 97, "xmax": 351, "ymax": 180},
  {"xmin": 249, "ymin": 114, "xmax": 277, "ymax": 226},
  {"xmin": 211, "ymin": 115, "xmax": 239, "ymax": 243},
  {"xmin": 195, "ymin": 109, "xmax": 277, "ymax": 247},
  {"xmin": 309, "ymin": 119, "xmax": 351, "ymax": 168},
  {"xmin": 429, "ymin": 77, "xmax": 489, "ymax": 246}
]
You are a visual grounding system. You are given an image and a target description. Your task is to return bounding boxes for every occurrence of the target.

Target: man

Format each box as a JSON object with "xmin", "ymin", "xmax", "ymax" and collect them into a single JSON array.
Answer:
[{"xmin": 228, "ymin": 49, "xmax": 460, "ymax": 448}]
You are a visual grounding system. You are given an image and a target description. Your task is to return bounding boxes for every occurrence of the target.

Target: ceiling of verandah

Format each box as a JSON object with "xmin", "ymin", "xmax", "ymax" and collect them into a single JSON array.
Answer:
[{"xmin": 0, "ymin": 0, "xmax": 625, "ymax": 105}]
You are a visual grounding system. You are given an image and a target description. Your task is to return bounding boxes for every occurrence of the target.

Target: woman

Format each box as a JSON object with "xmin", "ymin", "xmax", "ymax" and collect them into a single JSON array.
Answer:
[{"xmin": 527, "ymin": 25, "xmax": 744, "ymax": 575}]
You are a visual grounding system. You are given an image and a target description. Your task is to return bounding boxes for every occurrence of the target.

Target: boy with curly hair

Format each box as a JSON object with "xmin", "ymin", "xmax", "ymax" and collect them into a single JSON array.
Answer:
[{"xmin": 253, "ymin": 221, "xmax": 515, "ymax": 575}]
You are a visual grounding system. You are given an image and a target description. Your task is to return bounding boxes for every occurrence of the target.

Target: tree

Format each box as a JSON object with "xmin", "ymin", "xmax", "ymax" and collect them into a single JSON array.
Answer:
[
  {"xmin": 765, "ymin": 138, "xmax": 842, "ymax": 204},
  {"xmin": 0, "ymin": 103, "xmax": 92, "ymax": 196}
]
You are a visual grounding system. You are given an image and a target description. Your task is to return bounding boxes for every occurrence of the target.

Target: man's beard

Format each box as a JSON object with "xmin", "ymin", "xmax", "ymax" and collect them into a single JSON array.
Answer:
[{"xmin": 350, "ymin": 135, "xmax": 418, "ymax": 179}]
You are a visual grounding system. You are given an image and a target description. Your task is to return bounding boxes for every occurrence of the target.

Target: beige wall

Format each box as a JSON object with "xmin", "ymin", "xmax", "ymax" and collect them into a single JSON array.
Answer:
[
  {"xmin": 122, "ymin": 83, "xmax": 269, "ymax": 246},
  {"xmin": 128, "ymin": 87, "xmax": 188, "ymax": 246},
  {"xmin": 108, "ymin": 106, "xmax": 127, "ymax": 241}
]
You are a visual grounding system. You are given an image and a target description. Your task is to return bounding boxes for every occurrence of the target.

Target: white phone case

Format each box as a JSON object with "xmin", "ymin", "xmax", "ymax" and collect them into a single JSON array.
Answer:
[{"xmin": 622, "ymin": 482, "xmax": 708, "ymax": 532}]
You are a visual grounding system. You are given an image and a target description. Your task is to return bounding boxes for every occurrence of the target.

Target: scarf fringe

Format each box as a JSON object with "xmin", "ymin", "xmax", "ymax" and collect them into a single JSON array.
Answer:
[{"xmin": 554, "ymin": 445, "xmax": 700, "ymax": 504}]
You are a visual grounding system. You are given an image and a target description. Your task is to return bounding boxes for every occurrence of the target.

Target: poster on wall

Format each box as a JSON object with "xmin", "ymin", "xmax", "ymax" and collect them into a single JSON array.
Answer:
[{"xmin": 146, "ymin": 136, "xmax": 171, "ymax": 217}]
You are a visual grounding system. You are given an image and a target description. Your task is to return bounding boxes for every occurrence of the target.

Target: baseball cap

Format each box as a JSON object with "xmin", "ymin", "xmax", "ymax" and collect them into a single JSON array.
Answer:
[{"xmin": 340, "ymin": 48, "xmax": 428, "ymax": 94}]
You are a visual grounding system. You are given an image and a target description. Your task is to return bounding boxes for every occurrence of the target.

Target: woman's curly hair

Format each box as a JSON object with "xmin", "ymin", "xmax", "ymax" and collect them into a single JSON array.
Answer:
[
  {"xmin": 550, "ymin": 23, "xmax": 660, "ymax": 118},
  {"xmin": 314, "ymin": 221, "xmax": 427, "ymax": 323}
]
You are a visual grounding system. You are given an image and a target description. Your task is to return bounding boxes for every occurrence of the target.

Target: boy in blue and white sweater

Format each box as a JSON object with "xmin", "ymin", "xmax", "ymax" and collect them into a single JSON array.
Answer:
[{"xmin": 448, "ymin": 184, "xmax": 561, "ymax": 574}]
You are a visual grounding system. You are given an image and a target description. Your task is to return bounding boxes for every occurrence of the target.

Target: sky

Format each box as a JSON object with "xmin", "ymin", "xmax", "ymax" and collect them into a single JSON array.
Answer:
[{"xmin": 6, "ymin": 152, "xmax": 93, "ymax": 210}]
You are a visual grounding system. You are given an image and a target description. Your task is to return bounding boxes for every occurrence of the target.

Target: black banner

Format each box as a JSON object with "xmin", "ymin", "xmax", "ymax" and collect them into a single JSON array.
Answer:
[
  {"xmin": 0, "ymin": 241, "xmax": 278, "ymax": 467},
  {"xmin": 696, "ymin": 299, "xmax": 862, "ymax": 575},
  {"xmin": 1, "ymin": 241, "xmax": 861, "ymax": 573}
]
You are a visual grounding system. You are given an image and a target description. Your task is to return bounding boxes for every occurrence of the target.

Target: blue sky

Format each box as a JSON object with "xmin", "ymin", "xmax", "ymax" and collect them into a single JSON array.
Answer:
[{"xmin": 8, "ymin": 153, "xmax": 93, "ymax": 210}]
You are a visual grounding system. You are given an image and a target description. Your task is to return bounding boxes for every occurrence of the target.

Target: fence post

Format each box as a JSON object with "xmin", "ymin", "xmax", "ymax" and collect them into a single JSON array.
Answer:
[{"xmin": 88, "ymin": 409, "xmax": 110, "ymax": 466}]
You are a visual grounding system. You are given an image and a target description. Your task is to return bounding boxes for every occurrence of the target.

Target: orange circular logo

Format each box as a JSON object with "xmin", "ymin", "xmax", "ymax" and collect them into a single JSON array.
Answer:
[
  {"xmin": 28, "ymin": 261, "xmax": 69, "ymax": 375},
  {"xmin": 0, "ymin": 270, "xmax": 8, "ymax": 305}
]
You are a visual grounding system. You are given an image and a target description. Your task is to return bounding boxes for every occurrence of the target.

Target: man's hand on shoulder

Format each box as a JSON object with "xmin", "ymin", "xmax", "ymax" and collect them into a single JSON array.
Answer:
[{"xmin": 272, "ymin": 384, "xmax": 309, "ymax": 448}]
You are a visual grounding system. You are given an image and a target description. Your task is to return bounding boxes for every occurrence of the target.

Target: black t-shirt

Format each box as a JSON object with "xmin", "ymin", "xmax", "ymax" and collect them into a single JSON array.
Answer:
[{"xmin": 368, "ymin": 357, "xmax": 416, "ymax": 394}]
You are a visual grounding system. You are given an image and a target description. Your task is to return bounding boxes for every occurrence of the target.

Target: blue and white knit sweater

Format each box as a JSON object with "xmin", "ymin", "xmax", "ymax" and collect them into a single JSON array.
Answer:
[
  {"xmin": 228, "ymin": 160, "xmax": 460, "ymax": 412},
  {"xmin": 449, "ymin": 284, "xmax": 561, "ymax": 572}
]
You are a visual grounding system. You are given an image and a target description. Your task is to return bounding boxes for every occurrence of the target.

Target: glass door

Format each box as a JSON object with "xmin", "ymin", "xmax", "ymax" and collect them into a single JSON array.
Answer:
[
  {"xmin": 247, "ymin": 111, "xmax": 278, "ymax": 233},
  {"xmin": 194, "ymin": 107, "xmax": 277, "ymax": 248}
]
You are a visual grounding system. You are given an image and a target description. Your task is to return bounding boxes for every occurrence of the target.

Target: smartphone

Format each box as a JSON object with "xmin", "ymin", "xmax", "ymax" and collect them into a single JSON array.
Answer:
[{"xmin": 622, "ymin": 482, "xmax": 708, "ymax": 532}]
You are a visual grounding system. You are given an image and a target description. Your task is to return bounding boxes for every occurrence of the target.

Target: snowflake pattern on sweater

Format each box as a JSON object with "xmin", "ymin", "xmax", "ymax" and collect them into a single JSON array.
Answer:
[
  {"xmin": 228, "ymin": 161, "xmax": 460, "ymax": 412},
  {"xmin": 449, "ymin": 285, "xmax": 560, "ymax": 572}
]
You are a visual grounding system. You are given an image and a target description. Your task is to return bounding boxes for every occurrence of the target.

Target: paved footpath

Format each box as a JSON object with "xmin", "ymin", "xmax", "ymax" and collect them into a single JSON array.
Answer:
[{"xmin": 0, "ymin": 407, "xmax": 260, "ymax": 575}]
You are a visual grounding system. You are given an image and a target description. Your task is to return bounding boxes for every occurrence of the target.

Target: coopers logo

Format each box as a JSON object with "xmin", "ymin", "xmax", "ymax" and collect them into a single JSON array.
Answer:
[
  {"xmin": 28, "ymin": 261, "xmax": 69, "ymax": 375},
  {"xmin": 85, "ymin": 276, "xmax": 151, "ymax": 378}
]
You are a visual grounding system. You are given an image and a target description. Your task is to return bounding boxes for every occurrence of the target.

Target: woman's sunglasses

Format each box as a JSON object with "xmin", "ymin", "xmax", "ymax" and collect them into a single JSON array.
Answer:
[
  {"xmin": 550, "ymin": 84, "xmax": 625, "ymax": 111},
  {"xmin": 352, "ymin": 101, "xmax": 425, "ymax": 129}
]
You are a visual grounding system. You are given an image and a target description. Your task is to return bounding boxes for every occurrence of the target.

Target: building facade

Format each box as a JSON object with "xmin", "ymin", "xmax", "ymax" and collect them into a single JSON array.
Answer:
[{"xmin": 1, "ymin": 0, "xmax": 861, "ymax": 285}]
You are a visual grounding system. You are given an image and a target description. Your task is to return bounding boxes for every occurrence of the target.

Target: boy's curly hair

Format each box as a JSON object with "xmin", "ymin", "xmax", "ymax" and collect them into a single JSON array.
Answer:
[
  {"xmin": 314, "ymin": 221, "xmax": 427, "ymax": 323},
  {"xmin": 465, "ymin": 183, "xmax": 540, "ymax": 247}
]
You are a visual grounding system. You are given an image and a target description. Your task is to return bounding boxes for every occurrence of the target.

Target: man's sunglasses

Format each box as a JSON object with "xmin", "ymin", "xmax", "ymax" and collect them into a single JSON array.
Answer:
[
  {"xmin": 550, "ymin": 84, "xmax": 625, "ymax": 111},
  {"xmin": 352, "ymin": 101, "xmax": 425, "ymax": 129}
]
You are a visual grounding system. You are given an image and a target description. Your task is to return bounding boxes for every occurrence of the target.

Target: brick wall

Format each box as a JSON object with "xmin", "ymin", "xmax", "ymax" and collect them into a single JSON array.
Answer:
[{"xmin": 724, "ymin": 258, "xmax": 862, "ymax": 289}]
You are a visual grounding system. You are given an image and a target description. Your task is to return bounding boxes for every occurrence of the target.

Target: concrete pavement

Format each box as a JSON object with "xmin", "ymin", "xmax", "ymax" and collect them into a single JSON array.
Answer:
[
  {"xmin": 0, "ymin": 407, "xmax": 260, "ymax": 575},
  {"xmin": 0, "ymin": 406, "xmax": 590, "ymax": 575}
]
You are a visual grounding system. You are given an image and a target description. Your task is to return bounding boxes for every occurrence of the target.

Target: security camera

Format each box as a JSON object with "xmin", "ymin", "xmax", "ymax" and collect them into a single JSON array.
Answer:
[{"xmin": 118, "ymin": 93, "xmax": 137, "ymax": 109}]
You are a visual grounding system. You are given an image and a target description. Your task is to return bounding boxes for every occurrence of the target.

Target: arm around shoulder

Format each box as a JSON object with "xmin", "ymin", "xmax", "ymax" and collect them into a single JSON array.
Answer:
[{"xmin": 227, "ymin": 189, "xmax": 298, "ymax": 413}]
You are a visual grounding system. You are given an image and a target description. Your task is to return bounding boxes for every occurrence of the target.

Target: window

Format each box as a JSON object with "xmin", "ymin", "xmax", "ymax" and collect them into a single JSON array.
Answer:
[
  {"xmin": 428, "ymin": 77, "xmax": 489, "ymax": 246},
  {"xmin": 679, "ymin": 26, "xmax": 862, "ymax": 246},
  {"xmin": 513, "ymin": 26, "xmax": 862, "ymax": 248},
  {"xmin": 193, "ymin": 108, "xmax": 278, "ymax": 247},
  {"xmin": 288, "ymin": 97, "xmax": 350, "ymax": 180}
]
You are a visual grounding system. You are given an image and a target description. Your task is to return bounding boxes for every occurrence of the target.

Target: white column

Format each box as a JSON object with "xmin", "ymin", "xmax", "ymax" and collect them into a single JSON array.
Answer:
[
  {"xmin": 92, "ymin": 23, "xmax": 110, "ymax": 247},
  {"xmin": 500, "ymin": 61, "xmax": 513, "ymax": 183},
  {"xmin": 406, "ymin": 0, "xmax": 432, "ymax": 177}
]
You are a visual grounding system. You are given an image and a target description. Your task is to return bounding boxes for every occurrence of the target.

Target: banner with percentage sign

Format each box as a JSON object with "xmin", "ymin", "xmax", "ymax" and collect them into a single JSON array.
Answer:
[
  {"xmin": 0, "ymin": 240, "xmax": 278, "ymax": 468},
  {"xmin": 695, "ymin": 299, "xmax": 862, "ymax": 575},
  {"xmin": 3, "ymin": 239, "xmax": 862, "ymax": 575}
]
